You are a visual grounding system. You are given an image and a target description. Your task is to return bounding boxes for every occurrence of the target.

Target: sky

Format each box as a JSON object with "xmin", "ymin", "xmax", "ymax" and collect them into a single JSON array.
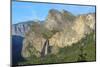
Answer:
[{"xmin": 12, "ymin": 1, "xmax": 96, "ymax": 24}]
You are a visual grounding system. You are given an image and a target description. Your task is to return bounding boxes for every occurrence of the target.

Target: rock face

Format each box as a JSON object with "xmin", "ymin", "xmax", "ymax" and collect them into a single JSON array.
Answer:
[
  {"xmin": 12, "ymin": 21, "xmax": 34, "ymax": 37},
  {"xmin": 49, "ymin": 14, "xmax": 95, "ymax": 48},
  {"xmin": 22, "ymin": 32, "xmax": 46, "ymax": 57},
  {"xmin": 21, "ymin": 9, "xmax": 95, "ymax": 59},
  {"xmin": 44, "ymin": 9, "xmax": 75, "ymax": 31}
]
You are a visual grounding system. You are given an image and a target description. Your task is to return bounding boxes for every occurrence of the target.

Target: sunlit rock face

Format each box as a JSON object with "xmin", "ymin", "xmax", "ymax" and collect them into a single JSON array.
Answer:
[
  {"xmin": 21, "ymin": 9, "xmax": 95, "ymax": 58},
  {"xmin": 44, "ymin": 9, "xmax": 75, "ymax": 31},
  {"xmin": 22, "ymin": 32, "xmax": 46, "ymax": 58}
]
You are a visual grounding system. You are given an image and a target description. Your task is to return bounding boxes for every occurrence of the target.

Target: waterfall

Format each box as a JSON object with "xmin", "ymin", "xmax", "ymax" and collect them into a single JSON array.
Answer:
[{"xmin": 41, "ymin": 39, "xmax": 50, "ymax": 57}]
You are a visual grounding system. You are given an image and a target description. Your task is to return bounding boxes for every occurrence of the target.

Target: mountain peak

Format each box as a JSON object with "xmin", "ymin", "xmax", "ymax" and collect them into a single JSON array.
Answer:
[
  {"xmin": 61, "ymin": 9, "xmax": 76, "ymax": 22},
  {"xmin": 49, "ymin": 9, "xmax": 60, "ymax": 13},
  {"xmin": 48, "ymin": 9, "xmax": 62, "ymax": 17}
]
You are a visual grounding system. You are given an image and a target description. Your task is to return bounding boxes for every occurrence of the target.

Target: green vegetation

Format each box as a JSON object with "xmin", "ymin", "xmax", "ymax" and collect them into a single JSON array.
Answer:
[{"xmin": 18, "ymin": 32, "xmax": 96, "ymax": 65}]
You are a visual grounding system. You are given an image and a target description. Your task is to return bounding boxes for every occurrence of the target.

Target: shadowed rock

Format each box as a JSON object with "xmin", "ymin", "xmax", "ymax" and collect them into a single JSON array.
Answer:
[{"xmin": 12, "ymin": 35, "xmax": 25, "ymax": 65}]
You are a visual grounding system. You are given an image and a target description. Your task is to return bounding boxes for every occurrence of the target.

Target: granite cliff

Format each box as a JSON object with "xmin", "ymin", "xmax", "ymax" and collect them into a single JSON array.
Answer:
[{"xmin": 12, "ymin": 9, "xmax": 95, "ymax": 59}]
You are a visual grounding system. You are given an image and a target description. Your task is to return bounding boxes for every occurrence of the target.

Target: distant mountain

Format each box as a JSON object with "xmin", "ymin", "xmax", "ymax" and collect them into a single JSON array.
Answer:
[
  {"xmin": 12, "ymin": 21, "xmax": 35, "ymax": 37},
  {"xmin": 12, "ymin": 20, "xmax": 45, "ymax": 37}
]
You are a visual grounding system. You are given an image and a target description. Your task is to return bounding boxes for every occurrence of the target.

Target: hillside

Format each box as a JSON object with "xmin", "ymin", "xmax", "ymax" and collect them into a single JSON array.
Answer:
[{"xmin": 18, "ymin": 32, "xmax": 96, "ymax": 65}]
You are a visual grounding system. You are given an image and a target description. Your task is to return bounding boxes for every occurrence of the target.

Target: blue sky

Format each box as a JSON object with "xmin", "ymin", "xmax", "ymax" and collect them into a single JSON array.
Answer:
[{"xmin": 12, "ymin": 2, "xmax": 95, "ymax": 24}]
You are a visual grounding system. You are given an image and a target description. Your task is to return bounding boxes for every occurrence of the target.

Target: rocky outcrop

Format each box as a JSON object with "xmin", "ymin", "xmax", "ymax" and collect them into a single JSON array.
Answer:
[
  {"xmin": 49, "ymin": 14, "xmax": 95, "ymax": 48},
  {"xmin": 22, "ymin": 32, "xmax": 46, "ymax": 58},
  {"xmin": 44, "ymin": 9, "xmax": 76, "ymax": 31},
  {"xmin": 21, "ymin": 9, "xmax": 95, "ymax": 59}
]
